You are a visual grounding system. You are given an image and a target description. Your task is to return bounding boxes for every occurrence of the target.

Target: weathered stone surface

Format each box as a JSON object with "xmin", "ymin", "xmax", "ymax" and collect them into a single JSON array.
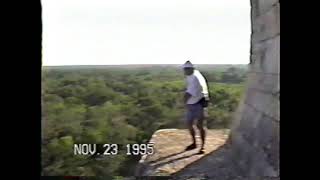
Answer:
[
  {"xmin": 246, "ymin": 72, "xmax": 280, "ymax": 94},
  {"xmin": 259, "ymin": 117, "xmax": 279, "ymax": 173},
  {"xmin": 238, "ymin": 106, "xmax": 262, "ymax": 146},
  {"xmin": 246, "ymin": 90, "xmax": 278, "ymax": 121},
  {"xmin": 250, "ymin": 36, "xmax": 280, "ymax": 74},
  {"xmin": 136, "ymin": 129, "xmax": 230, "ymax": 176},
  {"xmin": 250, "ymin": 0, "xmax": 259, "ymax": 18},
  {"xmin": 251, "ymin": 0, "xmax": 278, "ymax": 19},
  {"xmin": 264, "ymin": 96, "xmax": 279, "ymax": 121},
  {"xmin": 244, "ymin": 87, "xmax": 258, "ymax": 105},
  {"xmin": 244, "ymin": 71, "xmax": 280, "ymax": 121},
  {"xmin": 229, "ymin": 134, "xmax": 254, "ymax": 174},
  {"xmin": 249, "ymin": 147, "xmax": 278, "ymax": 177},
  {"xmin": 255, "ymin": 115, "xmax": 278, "ymax": 146},
  {"xmin": 173, "ymin": 143, "xmax": 247, "ymax": 180},
  {"xmin": 230, "ymin": 98, "xmax": 246, "ymax": 133},
  {"xmin": 228, "ymin": 0, "xmax": 280, "ymax": 177},
  {"xmin": 250, "ymin": 37, "xmax": 264, "ymax": 65},
  {"xmin": 231, "ymin": 130, "xmax": 278, "ymax": 178},
  {"xmin": 257, "ymin": 0, "xmax": 279, "ymax": 15},
  {"xmin": 252, "ymin": 3, "xmax": 280, "ymax": 43},
  {"xmin": 246, "ymin": 90, "xmax": 279, "ymax": 120},
  {"xmin": 262, "ymin": 36, "xmax": 280, "ymax": 74},
  {"xmin": 230, "ymin": 107, "xmax": 279, "ymax": 178}
]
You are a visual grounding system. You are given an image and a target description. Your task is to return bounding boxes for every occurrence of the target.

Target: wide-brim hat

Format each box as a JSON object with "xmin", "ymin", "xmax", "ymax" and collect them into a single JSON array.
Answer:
[{"xmin": 182, "ymin": 61, "xmax": 194, "ymax": 69}]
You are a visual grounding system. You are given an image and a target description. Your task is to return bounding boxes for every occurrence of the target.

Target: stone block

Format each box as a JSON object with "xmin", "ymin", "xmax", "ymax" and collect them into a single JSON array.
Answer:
[
  {"xmin": 249, "ymin": 147, "xmax": 278, "ymax": 177},
  {"xmin": 260, "ymin": 74, "xmax": 279, "ymax": 93},
  {"xmin": 262, "ymin": 36, "xmax": 280, "ymax": 74},
  {"xmin": 244, "ymin": 88, "xmax": 259, "ymax": 106},
  {"xmin": 246, "ymin": 70, "xmax": 262, "ymax": 89},
  {"xmin": 246, "ymin": 90, "xmax": 275, "ymax": 117},
  {"xmin": 232, "ymin": 132, "xmax": 278, "ymax": 177},
  {"xmin": 264, "ymin": 96, "xmax": 279, "ymax": 121},
  {"xmin": 245, "ymin": 74, "xmax": 279, "ymax": 121},
  {"xmin": 230, "ymin": 134, "xmax": 253, "ymax": 174},
  {"xmin": 250, "ymin": 36, "xmax": 280, "ymax": 74},
  {"xmin": 246, "ymin": 72, "xmax": 258, "ymax": 87},
  {"xmin": 258, "ymin": 0, "xmax": 279, "ymax": 15},
  {"xmin": 250, "ymin": 0, "xmax": 260, "ymax": 18},
  {"xmin": 253, "ymin": 115, "xmax": 279, "ymax": 173},
  {"xmin": 238, "ymin": 106, "xmax": 263, "ymax": 146},
  {"xmin": 243, "ymin": 102, "xmax": 257, "ymax": 123},
  {"xmin": 250, "ymin": 44, "xmax": 266, "ymax": 73},
  {"xmin": 251, "ymin": 0, "xmax": 278, "ymax": 18},
  {"xmin": 252, "ymin": 3, "xmax": 280, "ymax": 43},
  {"xmin": 246, "ymin": 72, "xmax": 279, "ymax": 95},
  {"xmin": 250, "ymin": 40, "xmax": 264, "ymax": 66}
]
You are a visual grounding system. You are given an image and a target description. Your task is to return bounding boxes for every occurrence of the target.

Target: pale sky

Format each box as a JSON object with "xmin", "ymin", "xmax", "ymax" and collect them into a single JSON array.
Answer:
[{"xmin": 42, "ymin": 0, "xmax": 251, "ymax": 66}]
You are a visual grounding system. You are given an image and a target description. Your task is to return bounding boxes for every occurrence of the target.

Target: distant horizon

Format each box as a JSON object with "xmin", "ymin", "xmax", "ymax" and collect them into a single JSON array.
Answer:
[
  {"xmin": 42, "ymin": 0, "xmax": 250, "ymax": 66},
  {"xmin": 42, "ymin": 63, "xmax": 249, "ymax": 67}
]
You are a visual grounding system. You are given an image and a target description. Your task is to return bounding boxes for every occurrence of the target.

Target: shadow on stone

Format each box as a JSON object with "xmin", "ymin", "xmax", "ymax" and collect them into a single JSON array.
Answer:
[
  {"xmin": 135, "ymin": 129, "xmax": 230, "ymax": 176},
  {"xmin": 151, "ymin": 151, "xmax": 200, "ymax": 171},
  {"xmin": 148, "ymin": 150, "xmax": 187, "ymax": 164},
  {"xmin": 171, "ymin": 143, "xmax": 238, "ymax": 179}
]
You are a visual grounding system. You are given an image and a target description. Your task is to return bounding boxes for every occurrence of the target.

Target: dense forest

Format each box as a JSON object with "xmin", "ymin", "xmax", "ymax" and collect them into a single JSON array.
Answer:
[{"xmin": 41, "ymin": 64, "xmax": 248, "ymax": 177}]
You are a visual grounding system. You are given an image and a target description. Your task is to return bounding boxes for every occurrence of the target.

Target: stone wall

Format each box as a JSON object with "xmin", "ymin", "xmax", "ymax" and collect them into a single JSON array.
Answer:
[{"xmin": 230, "ymin": 0, "xmax": 280, "ymax": 178}]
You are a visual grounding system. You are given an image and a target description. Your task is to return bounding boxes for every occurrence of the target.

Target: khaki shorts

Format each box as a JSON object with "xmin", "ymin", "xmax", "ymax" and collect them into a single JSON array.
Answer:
[{"xmin": 185, "ymin": 103, "xmax": 204, "ymax": 124}]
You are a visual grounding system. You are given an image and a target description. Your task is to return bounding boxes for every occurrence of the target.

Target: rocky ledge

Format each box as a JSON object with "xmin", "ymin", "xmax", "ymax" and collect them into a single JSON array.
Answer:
[{"xmin": 135, "ymin": 129, "xmax": 230, "ymax": 177}]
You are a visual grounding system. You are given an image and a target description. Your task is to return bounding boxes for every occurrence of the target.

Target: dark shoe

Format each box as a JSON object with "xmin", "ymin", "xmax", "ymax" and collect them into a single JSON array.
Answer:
[
  {"xmin": 197, "ymin": 149, "xmax": 205, "ymax": 154},
  {"xmin": 185, "ymin": 143, "xmax": 197, "ymax": 151}
]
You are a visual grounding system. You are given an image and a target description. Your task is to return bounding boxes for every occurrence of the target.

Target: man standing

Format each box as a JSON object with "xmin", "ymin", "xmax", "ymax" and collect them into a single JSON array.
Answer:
[{"xmin": 183, "ymin": 61, "xmax": 209, "ymax": 154}]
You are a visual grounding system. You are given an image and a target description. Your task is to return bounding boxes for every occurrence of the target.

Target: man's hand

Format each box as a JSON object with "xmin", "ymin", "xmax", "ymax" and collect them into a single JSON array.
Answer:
[{"xmin": 184, "ymin": 92, "xmax": 192, "ymax": 104}]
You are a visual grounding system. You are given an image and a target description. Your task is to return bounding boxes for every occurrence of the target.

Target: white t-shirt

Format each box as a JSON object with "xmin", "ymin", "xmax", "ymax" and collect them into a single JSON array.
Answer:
[
  {"xmin": 185, "ymin": 72, "xmax": 204, "ymax": 104},
  {"xmin": 194, "ymin": 70, "xmax": 209, "ymax": 100}
]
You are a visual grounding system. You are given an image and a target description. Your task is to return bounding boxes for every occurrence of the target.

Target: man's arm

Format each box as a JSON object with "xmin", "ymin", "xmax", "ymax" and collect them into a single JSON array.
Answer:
[{"xmin": 184, "ymin": 92, "xmax": 192, "ymax": 104}]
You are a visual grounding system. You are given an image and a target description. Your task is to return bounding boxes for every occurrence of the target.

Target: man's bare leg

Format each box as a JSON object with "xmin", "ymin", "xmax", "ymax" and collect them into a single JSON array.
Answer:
[
  {"xmin": 185, "ymin": 121, "xmax": 197, "ymax": 150},
  {"xmin": 196, "ymin": 116, "xmax": 206, "ymax": 153}
]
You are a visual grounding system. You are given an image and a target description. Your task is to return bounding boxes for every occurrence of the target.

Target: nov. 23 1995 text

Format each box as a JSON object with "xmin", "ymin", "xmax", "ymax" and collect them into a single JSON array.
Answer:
[{"xmin": 74, "ymin": 143, "xmax": 154, "ymax": 156}]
